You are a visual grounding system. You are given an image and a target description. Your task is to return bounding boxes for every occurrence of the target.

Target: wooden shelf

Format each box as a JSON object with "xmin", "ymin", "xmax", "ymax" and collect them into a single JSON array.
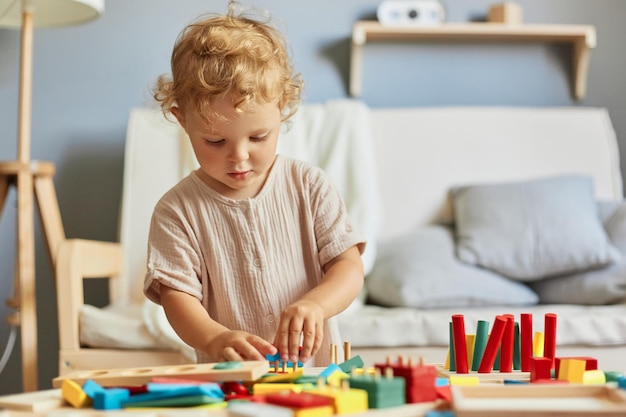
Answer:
[{"xmin": 350, "ymin": 21, "xmax": 596, "ymax": 100}]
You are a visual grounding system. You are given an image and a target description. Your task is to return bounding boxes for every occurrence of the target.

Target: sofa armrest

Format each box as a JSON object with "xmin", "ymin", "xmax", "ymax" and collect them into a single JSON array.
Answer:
[{"xmin": 56, "ymin": 239, "xmax": 123, "ymax": 352}]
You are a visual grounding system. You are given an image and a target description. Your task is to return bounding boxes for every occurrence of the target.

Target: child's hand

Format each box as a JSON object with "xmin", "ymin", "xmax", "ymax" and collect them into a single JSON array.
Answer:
[
  {"xmin": 206, "ymin": 330, "xmax": 277, "ymax": 362},
  {"xmin": 274, "ymin": 300, "xmax": 324, "ymax": 364}
]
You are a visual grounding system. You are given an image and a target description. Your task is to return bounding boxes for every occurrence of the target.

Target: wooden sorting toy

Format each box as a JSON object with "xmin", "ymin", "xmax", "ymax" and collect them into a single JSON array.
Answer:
[
  {"xmin": 444, "ymin": 312, "xmax": 565, "ymax": 383},
  {"xmin": 52, "ymin": 360, "xmax": 269, "ymax": 388}
]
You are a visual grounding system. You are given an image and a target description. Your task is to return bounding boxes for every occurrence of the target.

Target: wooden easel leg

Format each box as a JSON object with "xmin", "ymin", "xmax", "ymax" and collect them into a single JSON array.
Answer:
[
  {"xmin": 16, "ymin": 171, "xmax": 38, "ymax": 392},
  {"xmin": 0, "ymin": 175, "xmax": 9, "ymax": 213},
  {"xmin": 34, "ymin": 174, "xmax": 65, "ymax": 268},
  {"xmin": 0, "ymin": 162, "xmax": 64, "ymax": 392}
]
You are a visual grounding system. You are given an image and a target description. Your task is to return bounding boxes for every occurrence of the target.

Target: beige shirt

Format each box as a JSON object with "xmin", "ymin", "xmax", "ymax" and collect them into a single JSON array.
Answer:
[{"xmin": 144, "ymin": 156, "xmax": 366, "ymax": 366}]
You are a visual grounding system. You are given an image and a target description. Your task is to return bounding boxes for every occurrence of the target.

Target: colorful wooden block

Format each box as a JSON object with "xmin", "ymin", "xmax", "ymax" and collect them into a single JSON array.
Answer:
[
  {"xmin": 338, "ymin": 355, "xmax": 364, "ymax": 373},
  {"xmin": 252, "ymin": 383, "xmax": 305, "ymax": 395},
  {"xmin": 478, "ymin": 315, "xmax": 507, "ymax": 373},
  {"xmin": 348, "ymin": 373, "xmax": 405, "ymax": 409},
  {"xmin": 259, "ymin": 369, "xmax": 304, "ymax": 383},
  {"xmin": 471, "ymin": 320, "xmax": 489, "ymax": 372},
  {"xmin": 452, "ymin": 314, "xmax": 469, "ymax": 374},
  {"xmin": 309, "ymin": 385, "xmax": 368, "ymax": 415},
  {"xmin": 93, "ymin": 388, "xmax": 130, "ymax": 410},
  {"xmin": 530, "ymin": 357, "xmax": 552, "ymax": 382},
  {"xmin": 543, "ymin": 313, "xmax": 557, "ymax": 369},
  {"xmin": 558, "ymin": 358, "xmax": 586, "ymax": 383},
  {"xmin": 61, "ymin": 379, "xmax": 91, "ymax": 408},
  {"xmin": 81, "ymin": 379, "xmax": 106, "ymax": 400},
  {"xmin": 555, "ymin": 356, "xmax": 598, "ymax": 379},
  {"xmin": 449, "ymin": 322, "xmax": 456, "ymax": 372},
  {"xmin": 533, "ymin": 331, "xmax": 545, "ymax": 357},
  {"xmin": 326, "ymin": 370, "xmax": 350, "ymax": 388},
  {"xmin": 520, "ymin": 313, "xmax": 533, "ymax": 372},
  {"xmin": 499, "ymin": 315, "xmax": 515, "ymax": 373},
  {"xmin": 513, "ymin": 321, "xmax": 521, "ymax": 370},
  {"xmin": 375, "ymin": 357, "xmax": 437, "ymax": 403},
  {"xmin": 583, "ymin": 370, "xmax": 607, "ymax": 385},
  {"xmin": 448, "ymin": 375, "xmax": 480, "ymax": 386}
]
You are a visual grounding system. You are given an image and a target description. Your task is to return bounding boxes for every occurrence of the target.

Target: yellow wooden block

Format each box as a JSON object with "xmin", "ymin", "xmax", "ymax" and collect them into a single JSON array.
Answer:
[
  {"xmin": 326, "ymin": 370, "xmax": 349, "ymax": 388},
  {"xmin": 293, "ymin": 405, "xmax": 335, "ymax": 417},
  {"xmin": 444, "ymin": 347, "xmax": 450, "ymax": 370},
  {"xmin": 253, "ymin": 383, "xmax": 304, "ymax": 395},
  {"xmin": 583, "ymin": 369, "xmax": 606, "ymax": 385},
  {"xmin": 449, "ymin": 375, "xmax": 480, "ymax": 386},
  {"xmin": 350, "ymin": 367, "xmax": 377, "ymax": 376},
  {"xmin": 259, "ymin": 369, "xmax": 304, "ymax": 383},
  {"xmin": 559, "ymin": 359, "xmax": 586, "ymax": 383},
  {"xmin": 466, "ymin": 334, "xmax": 476, "ymax": 368},
  {"xmin": 61, "ymin": 379, "xmax": 91, "ymax": 408},
  {"xmin": 193, "ymin": 401, "xmax": 228, "ymax": 409},
  {"xmin": 310, "ymin": 387, "xmax": 368, "ymax": 415},
  {"xmin": 533, "ymin": 332, "xmax": 544, "ymax": 357}
]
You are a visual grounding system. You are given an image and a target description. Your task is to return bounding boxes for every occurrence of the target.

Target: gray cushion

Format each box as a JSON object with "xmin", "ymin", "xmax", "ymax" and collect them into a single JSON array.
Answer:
[
  {"xmin": 452, "ymin": 175, "xmax": 621, "ymax": 281},
  {"xmin": 366, "ymin": 225, "xmax": 539, "ymax": 308},
  {"xmin": 530, "ymin": 201, "xmax": 626, "ymax": 305}
]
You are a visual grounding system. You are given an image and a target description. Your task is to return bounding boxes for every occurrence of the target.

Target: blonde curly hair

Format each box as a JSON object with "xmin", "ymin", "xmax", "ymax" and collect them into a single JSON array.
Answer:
[{"xmin": 153, "ymin": 4, "xmax": 302, "ymax": 124}]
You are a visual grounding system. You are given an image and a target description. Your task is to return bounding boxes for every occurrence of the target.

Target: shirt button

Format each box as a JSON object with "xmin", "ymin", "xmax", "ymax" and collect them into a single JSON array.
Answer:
[
  {"xmin": 253, "ymin": 258, "xmax": 261, "ymax": 267},
  {"xmin": 266, "ymin": 315, "xmax": 275, "ymax": 324}
]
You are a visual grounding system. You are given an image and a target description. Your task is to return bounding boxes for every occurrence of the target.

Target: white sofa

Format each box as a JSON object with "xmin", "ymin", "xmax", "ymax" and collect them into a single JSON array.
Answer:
[
  {"xmin": 66, "ymin": 101, "xmax": 626, "ymax": 375},
  {"xmin": 338, "ymin": 105, "xmax": 626, "ymax": 372}
]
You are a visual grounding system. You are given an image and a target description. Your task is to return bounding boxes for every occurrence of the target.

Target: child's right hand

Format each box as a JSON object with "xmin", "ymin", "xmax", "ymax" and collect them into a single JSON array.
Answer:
[{"xmin": 205, "ymin": 330, "xmax": 277, "ymax": 362}]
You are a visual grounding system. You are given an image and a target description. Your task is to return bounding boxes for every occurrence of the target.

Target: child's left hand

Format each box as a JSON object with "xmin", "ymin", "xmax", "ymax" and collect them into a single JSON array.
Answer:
[{"xmin": 273, "ymin": 300, "xmax": 324, "ymax": 364}]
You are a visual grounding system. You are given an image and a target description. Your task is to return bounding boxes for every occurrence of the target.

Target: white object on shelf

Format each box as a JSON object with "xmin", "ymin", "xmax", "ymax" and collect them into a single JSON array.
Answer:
[{"xmin": 377, "ymin": 0, "xmax": 445, "ymax": 26}]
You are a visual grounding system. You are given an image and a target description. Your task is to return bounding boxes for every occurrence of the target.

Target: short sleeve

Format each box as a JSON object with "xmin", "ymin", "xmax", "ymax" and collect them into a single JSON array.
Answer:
[{"xmin": 143, "ymin": 196, "xmax": 204, "ymax": 304}]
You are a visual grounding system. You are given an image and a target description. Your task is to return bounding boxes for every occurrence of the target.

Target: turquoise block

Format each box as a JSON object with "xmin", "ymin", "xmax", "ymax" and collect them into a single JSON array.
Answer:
[{"xmin": 93, "ymin": 388, "xmax": 130, "ymax": 410}]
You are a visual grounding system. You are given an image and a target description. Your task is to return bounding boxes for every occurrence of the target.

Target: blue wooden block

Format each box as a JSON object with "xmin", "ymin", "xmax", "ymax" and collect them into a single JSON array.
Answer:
[
  {"xmin": 319, "ymin": 363, "xmax": 342, "ymax": 378},
  {"xmin": 146, "ymin": 382, "xmax": 224, "ymax": 398},
  {"xmin": 121, "ymin": 385, "xmax": 221, "ymax": 406},
  {"xmin": 93, "ymin": 388, "xmax": 130, "ymax": 410},
  {"xmin": 435, "ymin": 377, "xmax": 450, "ymax": 387},
  {"xmin": 265, "ymin": 352, "xmax": 304, "ymax": 368},
  {"xmin": 82, "ymin": 379, "xmax": 106, "ymax": 399},
  {"xmin": 617, "ymin": 375, "xmax": 626, "ymax": 389},
  {"xmin": 504, "ymin": 379, "xmax": 529, "ymax": 385}
]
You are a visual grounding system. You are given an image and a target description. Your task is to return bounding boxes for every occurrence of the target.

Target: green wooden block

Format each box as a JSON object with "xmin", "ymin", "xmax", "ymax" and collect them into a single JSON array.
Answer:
[
  {"xmin": 339, "ymin": 355, "xmax": 365, "ymax": 373},
  {"xmin": 348, "ymin": 374, "xmax": 405, "ymax": 409},
  {"xmin": 123, "ymin": 394, "xmax": 224, "ymax": 408}
]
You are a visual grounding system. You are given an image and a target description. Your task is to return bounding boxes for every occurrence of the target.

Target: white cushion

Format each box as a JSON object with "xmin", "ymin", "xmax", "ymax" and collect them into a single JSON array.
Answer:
[
  {"xmin": 366, "ymin": 225, "xmax": 539, "ymax": 308},
  {"xmin": 453, "ymin": 175, "xmax": 620, "ymax": 280}
]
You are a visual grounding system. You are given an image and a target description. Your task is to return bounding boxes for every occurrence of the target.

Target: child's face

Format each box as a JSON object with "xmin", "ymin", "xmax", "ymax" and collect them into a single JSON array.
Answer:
[{"xmin": 175, "ymin": 95, "xmax": 282, "ymax": 199}]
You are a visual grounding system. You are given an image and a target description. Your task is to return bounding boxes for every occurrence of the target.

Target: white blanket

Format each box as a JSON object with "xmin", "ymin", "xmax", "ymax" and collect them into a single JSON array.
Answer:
[{"xmin": 277, "ymin": 99, "xmax": 380, "ymax": 273}]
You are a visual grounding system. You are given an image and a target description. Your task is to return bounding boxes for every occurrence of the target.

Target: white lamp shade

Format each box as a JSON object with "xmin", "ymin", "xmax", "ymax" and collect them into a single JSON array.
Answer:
[{"xmin": 0, "ymin": 0, "xmax": 104, "ymax": 28}]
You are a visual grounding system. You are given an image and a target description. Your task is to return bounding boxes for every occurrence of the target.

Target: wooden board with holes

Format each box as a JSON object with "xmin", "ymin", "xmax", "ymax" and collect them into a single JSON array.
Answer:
[
  {"xmin": 52, "ymin": 360, "xmax": 269, "ymax": 388},
  {"xmin": 452, "ymin": 384, "xmax": 626, "ymax": 417},
  {"xmin": 437, "ymin": 364, "xmax": 530, "ymax": 382}
]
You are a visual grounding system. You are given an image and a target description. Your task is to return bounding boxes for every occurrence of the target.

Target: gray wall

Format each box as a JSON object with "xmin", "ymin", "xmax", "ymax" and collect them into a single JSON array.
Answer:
[{"xmin": 0, "ymin": 0, "xmax": 624, "ymax": 393}]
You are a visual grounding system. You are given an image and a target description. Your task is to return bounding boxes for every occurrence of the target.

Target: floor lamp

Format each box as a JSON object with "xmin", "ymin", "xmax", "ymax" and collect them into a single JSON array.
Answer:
[{"xmin": 0, "ymin": 0, "xmax": 104, "ymax": 392}]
